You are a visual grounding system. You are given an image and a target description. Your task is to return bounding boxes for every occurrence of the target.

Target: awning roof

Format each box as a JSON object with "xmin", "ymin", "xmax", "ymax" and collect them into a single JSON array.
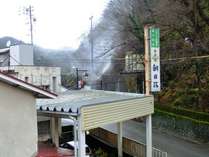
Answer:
[
  {"xmin": 36, "ymin": 90, "xmax": 145, "ymax": 116},
  {"xmin": 37, "ymin": 90, "xmax": 154, "ymax": 131}
]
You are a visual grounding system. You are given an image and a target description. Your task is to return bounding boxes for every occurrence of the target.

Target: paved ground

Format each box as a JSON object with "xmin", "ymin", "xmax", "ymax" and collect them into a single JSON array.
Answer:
[
  {"xmin": 37, "ymin": 143, "xmax": 74, "ymax": 157},
  {"xmin": 102, "ymin": 120, "xmax": 209, "ymax": 157}
]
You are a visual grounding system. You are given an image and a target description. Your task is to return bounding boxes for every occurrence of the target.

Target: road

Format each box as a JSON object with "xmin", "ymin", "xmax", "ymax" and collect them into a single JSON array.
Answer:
[{"xmin": 102, "ymin": 120, "xmax": 209, "ymax": 157}]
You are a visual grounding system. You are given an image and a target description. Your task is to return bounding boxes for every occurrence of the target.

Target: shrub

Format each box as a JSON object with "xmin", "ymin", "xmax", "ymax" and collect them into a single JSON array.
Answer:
[
  {"xmin": 155, "ymin": 105, "xmax": 209, "ymax": 122},
  {"xmin": 154, "ymin": 109, "xmax": 209, "ymax": 141}
]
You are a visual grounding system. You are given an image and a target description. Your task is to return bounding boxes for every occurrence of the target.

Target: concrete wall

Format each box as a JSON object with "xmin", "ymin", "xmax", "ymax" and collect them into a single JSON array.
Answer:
[
  {"xmin": 0, "ymin": 82, "xmax": 37, "ymax": 157},
  {"xmin": 9, "ymin": 45, "xmax": 19, "ymax": 66},
  {"xmin": 153, "ymin": 111, "xmax": 209, "ymax": 142},
  {"xmin": 10, "ymin": 45, "xmax": 34, "ymax": 66}
]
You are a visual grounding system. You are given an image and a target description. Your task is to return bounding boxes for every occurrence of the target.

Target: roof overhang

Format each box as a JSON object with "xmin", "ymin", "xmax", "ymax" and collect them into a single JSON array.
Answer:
[
  {"xmin": 0, "ymin": 71, "xmax": 57, "ymax": 99},
  {"xmin": 36, "ymin": 90, "xmax": 154, "ymax": 131}
]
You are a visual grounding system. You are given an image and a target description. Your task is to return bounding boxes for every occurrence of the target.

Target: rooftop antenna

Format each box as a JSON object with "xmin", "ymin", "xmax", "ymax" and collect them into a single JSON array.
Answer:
[
  {"xmin": 19, "ymin": 5, "xmax": 36, "ymax": 45},
  {"xmin": 89, "ymin": 16, "xmax": 94, "ymax": 88}
]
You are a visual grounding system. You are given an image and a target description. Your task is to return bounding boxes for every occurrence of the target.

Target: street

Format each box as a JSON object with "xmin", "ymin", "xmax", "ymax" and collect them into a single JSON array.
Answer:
[{"xmin": 102, "ymin": 120, "xmax": 209, "ymax": 157}]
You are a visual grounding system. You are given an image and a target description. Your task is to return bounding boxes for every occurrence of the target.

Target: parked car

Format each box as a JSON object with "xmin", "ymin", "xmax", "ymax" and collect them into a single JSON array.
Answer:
[{"xmin": 60, "ymin": 141, "xmax": 91, "ymax": 156}]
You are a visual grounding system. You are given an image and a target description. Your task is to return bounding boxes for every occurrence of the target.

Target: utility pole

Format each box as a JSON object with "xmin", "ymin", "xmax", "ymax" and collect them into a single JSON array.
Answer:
[
  {"xmin": 144, "ymin": 25, "xmax": 152, "ymax": 157},
  {"xmin": 144, "ymin": 25, "xmax": 151, "ymax": 96},
  {"xmin": 193, "ymin": 0, "xmax": 198, "ymax": 56},
  {"xmin": 20, "ymin": 5, "xmax": 36, "ymax": 45},
  {"xmin": 89, "ymin": 16, "xmax": 94, "ymax": 88},
  {"xmin": 28, "ymin": 5, "xmax": 34, "ymax": 45},
  {"xmin": 90, "ymin": 16, "xmax": 94, "ymax": 72}
]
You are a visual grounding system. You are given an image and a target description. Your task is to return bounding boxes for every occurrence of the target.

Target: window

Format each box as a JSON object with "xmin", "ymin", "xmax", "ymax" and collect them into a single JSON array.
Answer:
[
  {"xmin": 52, "ymin": 77, "xmax": 57, "ymax": 92},
  {"xmin": 25, "ymin": 77, "xmax": 29, "ymax": 82}
]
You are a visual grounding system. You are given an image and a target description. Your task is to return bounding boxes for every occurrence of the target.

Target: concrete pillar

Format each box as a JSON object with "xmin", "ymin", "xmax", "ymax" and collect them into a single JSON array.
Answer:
[
  {"xmin": 50, "ymin": 117, "xmax": 59, "ymax": 147},
  {"xmin": 78, "ymin": 117, "xmax": 86, "ymax": 157},
  {"xmin": 74, "ymin": 120, "xmax": 78, "ymax": 157},
  {"xmin": 146, "ymin": 115, "xmax": 152, "ymax": 157},
  {"xmin": 117, "ymin": 122, "xmax": 123, "ymax": 157},
  {"xmin": 58, "ymin": 118, "xmax": 62, "ymax": 136}
]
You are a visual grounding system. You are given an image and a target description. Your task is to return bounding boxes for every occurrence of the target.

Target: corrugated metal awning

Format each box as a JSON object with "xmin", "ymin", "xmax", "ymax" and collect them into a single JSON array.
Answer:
[
  {"xmin": 37, "ymin": 90, "xmax": 154, "ymax": 130},
  {"xmin": 36, "ymin": 90, "xmax": 145, "ymax": 115}
]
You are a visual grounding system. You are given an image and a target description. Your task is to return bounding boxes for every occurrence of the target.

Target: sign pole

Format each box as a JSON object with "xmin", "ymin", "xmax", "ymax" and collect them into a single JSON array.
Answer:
[
  {"xmin": 144, "ymin": 25, "xmax": 153, "ymax": 157},
  {"xmin": 144, "ymin": 25, "xmax": 151, "ymax": 96}
]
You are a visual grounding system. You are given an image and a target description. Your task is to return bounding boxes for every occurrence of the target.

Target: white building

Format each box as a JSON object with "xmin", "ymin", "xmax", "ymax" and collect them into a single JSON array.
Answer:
[
  {"xmin": 0, "ymin": 44, "xmax": 33, "ymax": 66},
  {"xmin": 0, "ymin": 44, "xmax": 62, "ymax": 93}
]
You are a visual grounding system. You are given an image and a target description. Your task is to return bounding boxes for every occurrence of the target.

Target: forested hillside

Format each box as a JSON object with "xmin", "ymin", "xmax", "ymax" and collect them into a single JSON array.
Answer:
[{"xmin": 90, "ymin": 0, "xmax": 209, "ymax": 111}]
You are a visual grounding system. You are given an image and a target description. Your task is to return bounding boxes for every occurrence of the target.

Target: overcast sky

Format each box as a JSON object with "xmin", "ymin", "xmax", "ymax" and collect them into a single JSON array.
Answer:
[{"xmin": 0, "ymin": 0, "xmax": 108, "ymax": 49}]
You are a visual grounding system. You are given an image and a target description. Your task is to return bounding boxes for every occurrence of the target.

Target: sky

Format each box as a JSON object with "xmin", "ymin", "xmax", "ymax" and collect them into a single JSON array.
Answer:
[{"xmin": 0, "ymin": 0, "xmax": 108, "ymax": 49}]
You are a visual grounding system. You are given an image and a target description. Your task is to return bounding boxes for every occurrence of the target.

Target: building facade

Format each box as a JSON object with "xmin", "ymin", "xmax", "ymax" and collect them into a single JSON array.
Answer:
[
  {"xmin": 0, "ymin": 66, "xmax": 61, "ymax": 93},
  {"xmin": 0, "ymin": 72, "xmax": 56, "ymax": 157},
  {"xmin": 0, "ymin": 81, "xmax": 37, "ymax": 157}
]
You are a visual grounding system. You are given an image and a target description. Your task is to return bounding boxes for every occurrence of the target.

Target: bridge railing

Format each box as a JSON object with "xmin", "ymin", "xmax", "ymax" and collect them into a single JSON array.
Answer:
[{"xmin": 153, "ymin": 147, "xmax": 168, "ymax": 157}]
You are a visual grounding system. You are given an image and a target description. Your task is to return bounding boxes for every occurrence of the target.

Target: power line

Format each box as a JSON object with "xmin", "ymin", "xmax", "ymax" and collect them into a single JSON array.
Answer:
[
  {"xmin": 161, "ymin": 55, "xmax": 209, "ymax": 62},
  {"xmin": 63, "ymin": 54, "xmax": 209, "ymax": 64}
]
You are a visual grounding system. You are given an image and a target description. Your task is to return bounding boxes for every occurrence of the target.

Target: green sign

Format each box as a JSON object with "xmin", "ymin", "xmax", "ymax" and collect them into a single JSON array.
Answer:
[
  {"xmin": 150, "ymin": 28, "xmax": 160, "ymax": 48},
  {"xmin": 150, "ymin": 27, "xmax": 161, "ymax": 92}
]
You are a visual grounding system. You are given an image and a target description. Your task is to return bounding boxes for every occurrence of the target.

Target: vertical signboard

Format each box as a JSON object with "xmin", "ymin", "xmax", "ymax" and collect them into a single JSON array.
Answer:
[{"xmin": 150, "ymin": 28, "xmax": 160, "ymax": 92}]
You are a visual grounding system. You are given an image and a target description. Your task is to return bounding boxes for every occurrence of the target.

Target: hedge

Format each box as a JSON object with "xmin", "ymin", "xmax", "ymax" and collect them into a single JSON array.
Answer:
[
  {"xmin": 154, "ymin": 109, "xmax": 209, "ymax": 141},
  {"xmin": 155, "ymin": 105, "xmax": 209, "ymax": 122},
  {"xmin": 154, "ymin": 109, "xmax": 209, "ymax": 125}
]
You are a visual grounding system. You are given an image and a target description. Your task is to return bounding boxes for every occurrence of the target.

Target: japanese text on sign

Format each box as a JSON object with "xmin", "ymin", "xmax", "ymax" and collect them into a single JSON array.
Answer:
[{"xmin": 150, "ymin": 28, "xmax": 161, "ymax": 92}]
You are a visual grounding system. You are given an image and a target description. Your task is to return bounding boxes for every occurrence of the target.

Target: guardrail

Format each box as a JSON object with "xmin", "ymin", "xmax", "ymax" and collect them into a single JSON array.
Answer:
[{"xmin": 153, "ymin": 147, "xmax": 168, "ymax": 157}]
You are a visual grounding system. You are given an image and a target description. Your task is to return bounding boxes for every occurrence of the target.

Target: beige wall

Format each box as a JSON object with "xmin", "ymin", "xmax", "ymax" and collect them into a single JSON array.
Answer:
[
  {"xmin": 81, "ymin": 96, "xmax": 154, "ymax": 131},
  {"xmin": 0, "ymin": 82, "xmax": 37, "ymax": 157}
]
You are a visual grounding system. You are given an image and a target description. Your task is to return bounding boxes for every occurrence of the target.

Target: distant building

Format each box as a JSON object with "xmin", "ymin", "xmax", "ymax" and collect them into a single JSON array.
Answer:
[
  {"xmin": 125, "ymin": 51, "xmax": 144, "ymax": 72},
  {"xmin": 0, "ymin": 65, "xmax": 61, "ymax": 93},
  {"xmin": 0, "ymin": 44, "xmax": 62, "ymax": 93}
]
